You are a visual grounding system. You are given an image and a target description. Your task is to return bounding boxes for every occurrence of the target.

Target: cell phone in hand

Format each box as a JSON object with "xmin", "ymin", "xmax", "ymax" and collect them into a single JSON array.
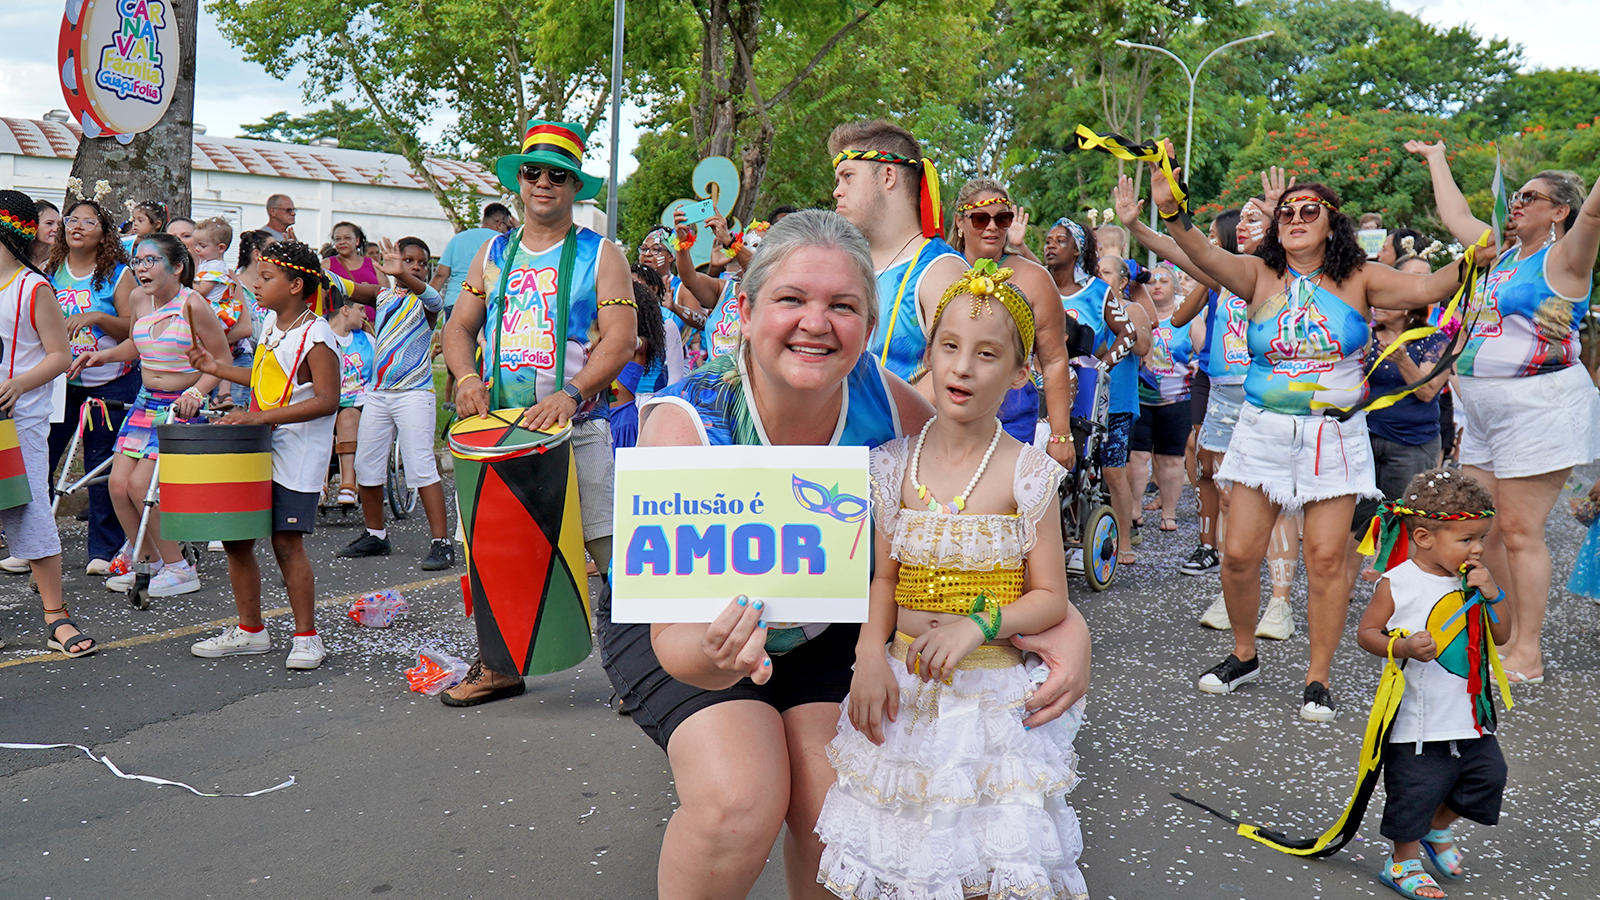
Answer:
[{"xmin": 680, "ymin": 199, "xmax": 717, "ymax": 225}]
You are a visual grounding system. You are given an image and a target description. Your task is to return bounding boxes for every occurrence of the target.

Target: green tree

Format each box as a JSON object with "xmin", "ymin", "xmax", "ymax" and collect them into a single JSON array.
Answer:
[
  {"xmin": 239, "ymin": 102, "xmax": 405, "ymax": 153},
  {"xmin": 208, "ymin": 0, "xmax": 694, "ymax": 229},
  {"xmin": 1464, "ymin": 69, "xmax": 1600, "ymax": 136},
  {"xmin": 1293, "ymin": 17, "xmax": 1518, "ymax": 115}
]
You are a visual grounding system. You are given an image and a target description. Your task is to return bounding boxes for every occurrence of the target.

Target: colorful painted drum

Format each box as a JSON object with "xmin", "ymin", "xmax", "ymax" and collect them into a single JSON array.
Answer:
[
  {"xmin": 156, "ymin": 424, "xmax": 274, "ymax": 541},
  {"xmin": 0, "ymin": 418, "xmax": 33, "ymax": 510},
  {"xmin": 450, "ymin": 410, "xmax": 590, "ymax": 677}
]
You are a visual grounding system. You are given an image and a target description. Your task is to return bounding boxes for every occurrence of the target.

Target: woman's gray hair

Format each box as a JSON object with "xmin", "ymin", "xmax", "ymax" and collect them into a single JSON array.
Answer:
[
  {"xmin": 1530, "ymin": 170, "xmax": 1587, "ymax": 232},
  {"xmin": 741, "ymin": 209, "xmax": 879, "ymax": 333}
]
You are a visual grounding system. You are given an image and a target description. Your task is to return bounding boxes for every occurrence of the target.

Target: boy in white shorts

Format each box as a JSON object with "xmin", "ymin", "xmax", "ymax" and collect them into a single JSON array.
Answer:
[{"xmin": 336, "ymin": 237, "xmax": 454, "ymax": 570}]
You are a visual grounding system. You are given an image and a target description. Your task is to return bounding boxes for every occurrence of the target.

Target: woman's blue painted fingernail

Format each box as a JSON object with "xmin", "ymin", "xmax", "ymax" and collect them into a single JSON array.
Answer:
[
  {"xmin": 758, "ymin": 621, "xmax": 766, "ymax": 629},
  {"xmin": 1024, "ymin": 725, "xmax": 1032, "ymax": 731},
  {"xmin": 753, "ymin": 600, "xmax": 763, "ymax": 611},
  {"xmin": 763, "ymin": 658, "xmax": 771, "ymax": 667},
  {"xmin": 737, "ymin": 597, "xmax": 747, "ymax": 606}
]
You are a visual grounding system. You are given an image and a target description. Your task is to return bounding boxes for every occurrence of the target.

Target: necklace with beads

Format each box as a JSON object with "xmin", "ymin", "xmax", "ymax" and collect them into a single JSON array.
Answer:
[{"xmin": 908, "ymin": 416, "xmax": 1002, "ymax": 514}]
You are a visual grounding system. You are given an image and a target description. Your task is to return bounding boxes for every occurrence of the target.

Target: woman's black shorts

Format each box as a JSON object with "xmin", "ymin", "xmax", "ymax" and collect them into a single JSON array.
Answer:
[{"xmin": 597, "ymin": 588, "xmax": 857, "ymax": 751}]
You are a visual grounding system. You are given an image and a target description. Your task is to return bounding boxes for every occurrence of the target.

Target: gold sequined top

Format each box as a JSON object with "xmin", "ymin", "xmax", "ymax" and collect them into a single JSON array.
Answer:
[{"xmin": 871, "ymin": 437, "xmax": 1066, "ymax": 615}]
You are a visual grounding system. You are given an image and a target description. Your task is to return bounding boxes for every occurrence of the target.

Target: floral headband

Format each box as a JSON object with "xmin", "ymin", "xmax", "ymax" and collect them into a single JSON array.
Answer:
[{"xmin": 934, "ymin": 258, "xmax": 1035, "ymax": 352}]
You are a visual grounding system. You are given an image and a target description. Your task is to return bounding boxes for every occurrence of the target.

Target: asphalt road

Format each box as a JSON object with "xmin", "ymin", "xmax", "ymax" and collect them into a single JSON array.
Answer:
[{"xmin": 3, "ymin": 464, "xmax": 1598, "ymax": 899}]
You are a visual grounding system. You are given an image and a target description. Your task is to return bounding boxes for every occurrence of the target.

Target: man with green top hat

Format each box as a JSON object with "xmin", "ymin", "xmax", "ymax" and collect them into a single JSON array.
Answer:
[{"xmin": 441, "ymin": 120, "xmax": 636, "ymax": 706}]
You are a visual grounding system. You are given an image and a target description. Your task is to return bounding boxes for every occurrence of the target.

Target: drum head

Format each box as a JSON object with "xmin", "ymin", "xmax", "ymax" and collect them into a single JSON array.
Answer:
[{"xmin": 449, "ymin": 409, "xmax": 571, "ymax": 461}]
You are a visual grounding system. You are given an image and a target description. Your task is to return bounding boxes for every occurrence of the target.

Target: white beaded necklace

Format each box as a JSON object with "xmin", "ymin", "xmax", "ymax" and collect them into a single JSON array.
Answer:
[{"xmin": 908, "ymin": 416, "xmax": 1002, "ymax": 514}]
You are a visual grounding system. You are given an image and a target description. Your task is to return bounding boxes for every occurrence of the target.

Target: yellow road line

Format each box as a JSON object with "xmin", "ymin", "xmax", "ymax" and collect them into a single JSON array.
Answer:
[{"xmin": 1, "ymin": 574, "xmax": 457, "ymax": 669}]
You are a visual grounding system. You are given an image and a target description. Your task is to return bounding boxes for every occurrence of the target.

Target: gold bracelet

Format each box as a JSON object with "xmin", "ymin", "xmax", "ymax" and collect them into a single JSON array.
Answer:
[
  {"xmin": 598, "ymin": 297, "xmax": 638, "ymax": 309},
  {"xmin": 1047, "ymin": 432, "xmax": 1072, "ymax": 444}
]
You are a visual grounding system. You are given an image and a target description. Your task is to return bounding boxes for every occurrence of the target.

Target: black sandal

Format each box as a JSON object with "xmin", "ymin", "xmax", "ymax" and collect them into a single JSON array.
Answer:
[{"xmin": 46, "ymin": 610, "xmax": 98, "ymax": 658}]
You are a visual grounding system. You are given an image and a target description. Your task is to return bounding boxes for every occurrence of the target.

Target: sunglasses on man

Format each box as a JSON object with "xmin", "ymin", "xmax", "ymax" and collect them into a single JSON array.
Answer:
[
  {"xmin": 963, "ymin": 210, "xmax": 1015, "ymax": 230},
  {"xmin": 520, "ymin": 164, "xmax": 572, "ymax": 186}
]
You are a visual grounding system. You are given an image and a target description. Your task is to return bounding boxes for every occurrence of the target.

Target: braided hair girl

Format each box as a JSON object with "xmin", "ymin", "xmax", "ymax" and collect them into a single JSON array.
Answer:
[{"xmin": 0, "ymin": 190, "xmax": 95, "ymax": 656}]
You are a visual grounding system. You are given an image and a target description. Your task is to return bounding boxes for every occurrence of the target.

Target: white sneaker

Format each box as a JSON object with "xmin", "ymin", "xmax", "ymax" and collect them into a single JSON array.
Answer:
[
  {"xmin": 191, "ymin": 625, "xmax": 271, "ymax": 658},
  {"xmin": 0, "ymin": 556, "xmax": 28, "ymax": 574},
  {"xmin": 208, "ymin": 541, "xmax": 225, "ymax": 552},
  {"xmin": 1199, "ymin": 592, "xmax": 1231, "ymax": 630},
  {"xmin": 286, "ymin": 634, "xmax": 326, "ymax": 670},
  {"xmin": 105, "ymin": 571, "xmax": 137, "ymax": 592},
  {"xmin": 1256, "ymin": 598, "xmax": 1295, "ymax": 640},
  {"xmin": 1066, "ymin": 548, "xmax": 1085, "ymax": 574},
  {"xmin": 86, "ymin": 558, "xmax": 115, "ymax": 576},
  {"xmin": 148, "ymin": 562, "xmax": 200, "ymax": 597}
]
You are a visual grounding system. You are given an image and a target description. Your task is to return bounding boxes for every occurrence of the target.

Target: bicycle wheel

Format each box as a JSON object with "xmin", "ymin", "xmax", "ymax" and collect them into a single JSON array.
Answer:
[{"xmin": 387, "ymin": 442, "xmax": 420, "ymax": 519}]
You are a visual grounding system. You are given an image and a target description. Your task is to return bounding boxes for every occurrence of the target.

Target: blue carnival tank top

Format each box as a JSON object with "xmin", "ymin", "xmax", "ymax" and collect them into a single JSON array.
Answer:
[
  {"xmin": 872, "ymin": 237, "xmax": 963, "ymax": 380},
  {"xmin": 704, "ymin": 278, "xmax": 742, "ymax": 361},
  {"xmin": 1139, "ymin": 315, "xmax": 1195, "ymax": 405},
  {"xmin": 1458, "ymin": 244, "xmax": 1592, "ymax": 378},
  {"xmin": 1243, "ymin": 269, "xmax": 1370, "ymax": 415},
  {"xmin": 55, "ymin": 260, "xmax": 133, "ymax": 388},
  {"xmin": 1207, "ymin": 288, "xmax": 1251, "ymax": 385},
  {"xmin": 481, "ymin": 227, "xmax": 604, "ymax": 417}
]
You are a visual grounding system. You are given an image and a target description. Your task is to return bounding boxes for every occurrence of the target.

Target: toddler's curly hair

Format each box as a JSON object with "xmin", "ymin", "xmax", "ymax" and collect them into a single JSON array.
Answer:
[{"xmin": 1396, "ymin": 467, "xmax": 1495, "ymax": 528}]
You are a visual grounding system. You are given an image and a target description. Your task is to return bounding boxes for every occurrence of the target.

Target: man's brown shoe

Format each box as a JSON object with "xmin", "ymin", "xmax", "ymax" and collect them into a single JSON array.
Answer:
[{"xmin": 440, "ymin": 658, "xmax": 526, "ymax": 707}]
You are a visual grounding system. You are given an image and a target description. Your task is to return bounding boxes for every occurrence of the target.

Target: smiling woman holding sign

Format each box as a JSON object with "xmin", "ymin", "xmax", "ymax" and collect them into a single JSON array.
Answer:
[{"xmin": 599, "ymin": 210, "xmax": 1090, "ymax": 900}]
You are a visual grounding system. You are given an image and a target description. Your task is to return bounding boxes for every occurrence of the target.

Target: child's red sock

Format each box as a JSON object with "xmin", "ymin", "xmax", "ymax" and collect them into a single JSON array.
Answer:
[
  {"xmin": 239, "ymin": 623, "xmax": 265, "ymax": 634},
  {"xmin": 294, "ymin": 629, "xmax": 318, "ymax": 637}
]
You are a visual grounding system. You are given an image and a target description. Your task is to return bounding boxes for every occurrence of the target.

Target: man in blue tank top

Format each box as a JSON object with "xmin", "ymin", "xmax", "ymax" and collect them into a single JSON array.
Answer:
[
  {"xmin": 829, "ymin": 120, "xmax": 967, "ymax": 381},
  {"xmin": 442, "ymin": 119, "xmax": 637, "ymax": 706}
]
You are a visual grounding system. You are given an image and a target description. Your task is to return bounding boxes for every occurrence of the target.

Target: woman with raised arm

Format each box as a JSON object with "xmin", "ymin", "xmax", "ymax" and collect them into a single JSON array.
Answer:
[
  {"xmin": 1146, "ymin": 143, "xmax": 1490, "ymax": 722},
  {"xmin": 603, "ymin": 210, "xmax": 1090, "ymax": 900},
  {"xmin": 1405, "ymin": 140, "xmax": 1600, "ymax": 684}
]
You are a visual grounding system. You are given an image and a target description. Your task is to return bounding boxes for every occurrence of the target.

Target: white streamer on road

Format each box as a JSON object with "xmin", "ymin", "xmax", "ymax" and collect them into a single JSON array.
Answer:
[{"xmin": 3, "ymin": 742, "xmax": 296, "ymax": 797}]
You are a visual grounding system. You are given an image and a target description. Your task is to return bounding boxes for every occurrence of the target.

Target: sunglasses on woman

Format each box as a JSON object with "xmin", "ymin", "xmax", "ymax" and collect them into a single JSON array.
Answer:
[
  {"xmin": 1510, "ymin": 189, "xmax": 1557, "ymax": 207},
  {"xmin": 1276, "ymin": 200, "xmax": 1332, "ymax": 225},
  {"xmin": 964, "ymin": 210, "xmax": 1015, "ymax": 230},
  {"xmin": 519, "ymin": 164, "xmax": 571, "ymax": 186}
]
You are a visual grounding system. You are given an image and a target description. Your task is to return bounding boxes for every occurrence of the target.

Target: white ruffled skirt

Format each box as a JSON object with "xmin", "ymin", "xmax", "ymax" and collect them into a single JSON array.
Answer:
[{"xmin": 815, "ymin": 636, "xmax": 1088, "ymax": 900}]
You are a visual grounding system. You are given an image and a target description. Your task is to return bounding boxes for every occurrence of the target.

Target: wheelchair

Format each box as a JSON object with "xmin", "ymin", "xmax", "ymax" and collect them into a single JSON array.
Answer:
[
  {"xmin": 1058, "ymin": 320, "xmax": 1119, "ymax": 592},
  {"xmin": 318, "ymin": 438, "xmax": 419, "ymax": 521}
]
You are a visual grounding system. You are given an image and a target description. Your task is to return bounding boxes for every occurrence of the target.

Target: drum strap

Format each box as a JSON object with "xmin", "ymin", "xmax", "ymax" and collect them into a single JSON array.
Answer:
[{"xmin": 490, "ymin": 226, "xmax": 579, "ymax": 409}]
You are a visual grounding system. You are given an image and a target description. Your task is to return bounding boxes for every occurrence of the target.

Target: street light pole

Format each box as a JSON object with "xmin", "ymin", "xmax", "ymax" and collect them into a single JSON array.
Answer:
[
  {"xmin": 606, "ymin": 0, "xmax": 625, "ymax": 241},
  {"xmin": 1114, "ymin": 31, "xmax": 1274, "ymax": 176}
]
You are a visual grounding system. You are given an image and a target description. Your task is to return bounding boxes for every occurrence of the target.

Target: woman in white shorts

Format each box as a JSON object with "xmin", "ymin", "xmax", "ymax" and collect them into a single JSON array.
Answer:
[
  {"xmin": 1408, "ymin": 140, "xmax": 1600, "ymax": 684},
  {"xmin": 1146, "ymin": 156, "xmax": 1492, "ymax": 722}
]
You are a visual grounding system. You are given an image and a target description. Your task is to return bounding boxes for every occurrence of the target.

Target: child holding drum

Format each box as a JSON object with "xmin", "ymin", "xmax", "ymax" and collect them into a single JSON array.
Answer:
[
  {"xmin": 0, "ymin": 191, "xmax": 94, "ymax": 657},
  {"xmin": 68, "ymin": 232, "xmax": 232, "ymax": 599},
  {"xmin": 186, "ymin": 240, "xmax": 341, "ymax": 670}
]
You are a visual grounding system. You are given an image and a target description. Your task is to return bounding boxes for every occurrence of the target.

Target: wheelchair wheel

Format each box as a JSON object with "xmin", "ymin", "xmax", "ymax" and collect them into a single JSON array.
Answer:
[
  {"xmin": 387, "ymin": 442, "xmax": 419, "ymax": 519},
  {"xmin": 1082, "ymin": 504, "xmax": 1118, "ymax": 592}
]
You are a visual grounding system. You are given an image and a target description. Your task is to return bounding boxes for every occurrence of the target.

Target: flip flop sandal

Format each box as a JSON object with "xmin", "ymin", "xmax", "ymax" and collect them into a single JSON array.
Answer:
[
  {"xmin": 1380, "ymin": 856, "xmax": 1443, "ymax": 899},
  {"xmin": 1161, "ymin": 517, "xmax": 1179, "ymax": 532},
  {"xmin": 1422, "ymin": 828, "xmax": 1465, "ymax": 880},
  {"xmin": 1504, "ymin": 670, "xmax": 1545, "ymax": 685},
  {"xmin": 46, "ymin": 616, "xmax": 98, "ymax": 658}
]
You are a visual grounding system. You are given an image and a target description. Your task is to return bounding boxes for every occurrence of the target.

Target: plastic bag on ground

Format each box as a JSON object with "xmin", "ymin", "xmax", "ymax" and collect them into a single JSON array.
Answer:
[
  {"xmin": 348, "ymin": 589, "xmax": 408, "ymax": 627},
  {"xmin": 406, "ymin": 650, "xmax": 470, "ymax": 695}
]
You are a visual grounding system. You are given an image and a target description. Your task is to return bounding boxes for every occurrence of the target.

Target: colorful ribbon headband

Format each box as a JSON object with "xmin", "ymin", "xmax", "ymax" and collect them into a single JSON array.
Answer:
[
  {"xmin": 1357, "ymin": 496, "xmax": 1495, "ymax": 574},
  {"xmin": 0, "ymin": 209, "xmax": 37, "ymax": 240},
  {"xmin": 934, "ymin": 258, "xmax": 1035, "ymax": 351},
  {"xmin": 1072, "ymin": 125, "xmax": 1190, "ymax": 215},
  {"xmin": 957, "ymin": 196, "xmax": 1008, "ymax": 213},
  {"xmin": 832, "ymin": 149, "xmax": 944, "ymax": 239}
]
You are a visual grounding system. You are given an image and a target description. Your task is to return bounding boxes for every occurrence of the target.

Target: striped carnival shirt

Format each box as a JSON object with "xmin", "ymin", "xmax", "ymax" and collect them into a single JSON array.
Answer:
[{"xmin": 371, "ymin": 284, "xmax": 443, "ymax": 392}]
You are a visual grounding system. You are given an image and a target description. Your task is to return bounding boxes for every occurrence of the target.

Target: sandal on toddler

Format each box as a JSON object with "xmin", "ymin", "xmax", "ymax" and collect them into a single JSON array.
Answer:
[
  {"xmin": 1422, "ymin": 828, "xmax": 1464, "ymax": 880},
  {"xmin": 1380, "ymin": 856, "xmax": 1444, "ymax": 899}
]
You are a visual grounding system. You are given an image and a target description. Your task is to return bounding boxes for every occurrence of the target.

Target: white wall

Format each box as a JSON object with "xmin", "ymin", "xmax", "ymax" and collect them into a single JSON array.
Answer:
[{"xmin": 2, "ymin": 153, "xmax": 609, "ymax": 258}]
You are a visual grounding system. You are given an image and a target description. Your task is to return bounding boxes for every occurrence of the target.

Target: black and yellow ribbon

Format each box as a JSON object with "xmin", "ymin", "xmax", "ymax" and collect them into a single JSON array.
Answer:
[
  {"xmin": 1176, "ymin": 611, "xmax": 1511, "ymax": 857},
  {"xmin": 1072, "ymin": 125, "xmax": 1190, "ymax": 215},
  {"xmin": 1296, "ymin": 229, "xmax": 1494, "ymax": 420},
  {"xmin": 1173, "ymin": 631, "xmax": 1412, "ymax": 857}
]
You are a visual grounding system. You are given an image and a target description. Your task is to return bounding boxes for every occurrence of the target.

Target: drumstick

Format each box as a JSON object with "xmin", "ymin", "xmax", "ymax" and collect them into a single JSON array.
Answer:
[{"xmin": 849, "ymin": 517, "xmax": 865, "ymax": 560}]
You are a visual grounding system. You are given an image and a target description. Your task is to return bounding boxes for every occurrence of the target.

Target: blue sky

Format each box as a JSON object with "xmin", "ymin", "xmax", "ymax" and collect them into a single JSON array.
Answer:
[{"xmin": 2, "ymin": 1, "xmax": 1591, "ymax": 181}]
